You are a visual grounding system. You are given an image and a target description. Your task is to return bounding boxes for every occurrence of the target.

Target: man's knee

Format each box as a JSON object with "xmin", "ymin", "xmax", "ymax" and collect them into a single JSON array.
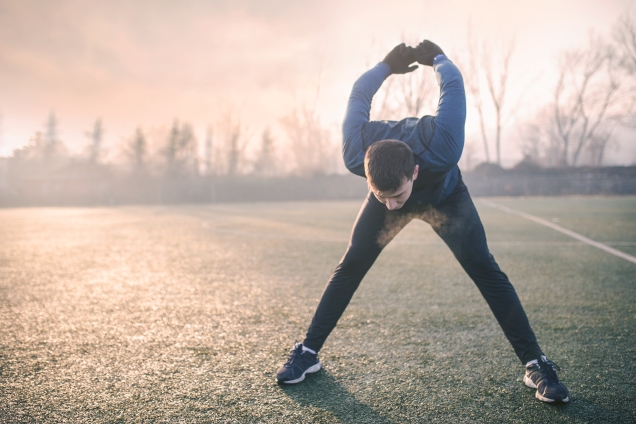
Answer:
[
  {"xmin": 334, "ymin": 246, "xmax": 378, "ymax": 278},
  {"xmin": 458, "ymin": 251, "xmax": 504, "ymax": 278}
]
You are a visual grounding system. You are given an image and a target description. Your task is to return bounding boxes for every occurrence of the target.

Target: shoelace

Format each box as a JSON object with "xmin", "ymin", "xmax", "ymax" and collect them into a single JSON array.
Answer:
[
  {"xmin": 284, "ymin": 343, "xmax": 303, "ymax": 366},
  {"xmin": 537, "ymin": 358, "xmax": 561, "ymax": 384},
  {"xmin": 543, "ymin": 358, "xmax": 561, "ymax": 372}
]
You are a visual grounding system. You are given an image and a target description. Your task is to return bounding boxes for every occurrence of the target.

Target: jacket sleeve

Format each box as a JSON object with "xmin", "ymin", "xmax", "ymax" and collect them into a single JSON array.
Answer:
[
  {"xmin": 417, "ymin": 56, "xmax": 466, "ymax": 172},
  {"xmin": 341, "ymin": 62, "xmax": 392, "ymax": 176}
]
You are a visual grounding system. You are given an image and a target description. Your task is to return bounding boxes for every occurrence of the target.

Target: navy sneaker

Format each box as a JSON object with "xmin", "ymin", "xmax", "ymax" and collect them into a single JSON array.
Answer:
[
  {"xmin": 524, "ymin": 356, "xmax": 569, "ymax": 403},
  {"xmin": 276, "ymin": 343, "xmax": 322, "ymax": 384}
]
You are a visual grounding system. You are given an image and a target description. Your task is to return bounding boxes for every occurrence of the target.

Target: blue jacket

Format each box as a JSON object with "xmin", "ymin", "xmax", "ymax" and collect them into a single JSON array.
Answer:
[{"xmin": 342, "ymin": 56, "xmax": 466, "ymax": 204}]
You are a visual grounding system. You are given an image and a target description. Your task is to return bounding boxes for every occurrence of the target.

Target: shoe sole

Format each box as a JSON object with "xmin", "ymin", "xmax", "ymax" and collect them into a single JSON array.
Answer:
[
  {"xmin": 524, "ymin": 375, "xmax": 569, "ymax": 403},
  {"xmin": 278, "ymin": 362, "xmax": 322, "ymax": 384}
]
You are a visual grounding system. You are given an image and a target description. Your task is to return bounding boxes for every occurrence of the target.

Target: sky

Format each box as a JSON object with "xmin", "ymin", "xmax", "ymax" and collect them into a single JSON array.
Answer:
[{"xmin": 0, "ymin": 0, "xmax": 634, "ymax": 167}]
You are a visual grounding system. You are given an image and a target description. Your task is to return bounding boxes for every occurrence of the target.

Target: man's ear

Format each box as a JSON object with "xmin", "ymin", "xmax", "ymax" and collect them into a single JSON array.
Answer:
[{"xmin": 412, "ymin": 164, "xmax": 419, "ymax": 181}]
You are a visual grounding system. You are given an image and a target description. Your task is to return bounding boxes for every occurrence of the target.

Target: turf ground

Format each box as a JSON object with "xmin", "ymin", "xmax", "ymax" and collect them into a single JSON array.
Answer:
[{"xmin": 1, "ymin": 196, "xmax": 635, "ymax": 423}]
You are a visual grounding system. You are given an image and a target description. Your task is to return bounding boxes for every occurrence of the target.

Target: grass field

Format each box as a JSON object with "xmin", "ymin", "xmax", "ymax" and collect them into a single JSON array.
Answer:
[{"xmin": 1, "ymin": 196, "xmax": 635, "ymax": 423}]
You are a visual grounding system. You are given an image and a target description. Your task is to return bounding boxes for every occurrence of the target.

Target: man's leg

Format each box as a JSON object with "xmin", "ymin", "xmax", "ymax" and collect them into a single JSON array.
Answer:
[
  {"xmin": 421, "ymin": 179, "xmax": 568, "ymax": 402},
  {"xmin": 277, "ymin": 192, "xmax": 411, "ymax": 383},
  {"xmin": 303, "ymin": 191, "xmax": 412, "ymax": 352},
  {"xmin": 421, "ymin": 179, "xmax": 543, "ymax": 364}
]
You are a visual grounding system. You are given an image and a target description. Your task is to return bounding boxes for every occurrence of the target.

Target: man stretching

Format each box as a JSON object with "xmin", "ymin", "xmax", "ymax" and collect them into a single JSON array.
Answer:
[{"xmin": 276, "ymin": 40, "xmax": 569, "ymax": 403}]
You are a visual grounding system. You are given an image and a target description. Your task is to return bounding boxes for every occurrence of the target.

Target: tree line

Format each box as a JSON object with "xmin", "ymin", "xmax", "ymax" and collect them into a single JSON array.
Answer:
[{"xmin": 6, "ymin": 104, "xmax": 341, "ymax": 181}]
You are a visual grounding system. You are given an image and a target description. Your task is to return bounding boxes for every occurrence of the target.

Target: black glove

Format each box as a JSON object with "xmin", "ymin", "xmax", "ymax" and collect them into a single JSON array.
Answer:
[
  {"xmin": 414, "ymin": 40, "xmax": 445, "ymax": 67},
  {"xmin": 382, "ymin": 43, "xmax": 418, "ymax": 74}
]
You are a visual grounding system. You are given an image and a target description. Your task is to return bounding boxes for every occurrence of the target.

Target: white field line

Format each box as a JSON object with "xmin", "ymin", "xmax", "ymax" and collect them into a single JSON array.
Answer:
[{"xmin": 480, "ymin": 199, "xmax": 636, "ymax": 265}]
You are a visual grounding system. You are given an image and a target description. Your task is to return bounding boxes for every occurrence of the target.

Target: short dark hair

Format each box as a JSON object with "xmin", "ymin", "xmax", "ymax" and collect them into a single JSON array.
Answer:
[{"xmin": 364, "ymin": 139, "xmax": 415, "ymax": 192}]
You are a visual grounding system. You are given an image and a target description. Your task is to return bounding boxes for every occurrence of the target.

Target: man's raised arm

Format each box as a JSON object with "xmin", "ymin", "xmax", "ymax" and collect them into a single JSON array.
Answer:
[
  {"xmin": 414, "ymin": 41, "xmax": 466, "ymax": 172},
  {"xmin": 341, "ymin": 64, "xmax": 391, "ymax": 176},
  {"xmin": 342, "ymin": 44, "xmax": 418, "ymax": 176}
]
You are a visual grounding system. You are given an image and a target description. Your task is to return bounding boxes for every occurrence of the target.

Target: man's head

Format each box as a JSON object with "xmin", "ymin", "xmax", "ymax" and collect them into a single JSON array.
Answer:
[{"xmin": 364, "ymin": 140, "xmax": 419, "ymax": 210}]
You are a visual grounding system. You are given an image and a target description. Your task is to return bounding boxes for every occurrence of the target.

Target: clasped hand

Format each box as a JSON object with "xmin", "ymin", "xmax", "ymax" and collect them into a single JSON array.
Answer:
[{"xmin": 382, "ymin": 40, "xmax": 445, "ymax": 74}]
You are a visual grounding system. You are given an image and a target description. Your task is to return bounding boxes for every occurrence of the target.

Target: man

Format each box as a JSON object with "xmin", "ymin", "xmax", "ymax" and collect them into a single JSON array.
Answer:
[{"xmin": 276, "ymin": 40, "xmax": 569, "ymax": 403}]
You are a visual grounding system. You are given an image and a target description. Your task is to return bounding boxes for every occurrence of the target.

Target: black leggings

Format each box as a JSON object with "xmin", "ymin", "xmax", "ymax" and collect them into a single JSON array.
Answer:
[{"xmin": 303, "ymin": 179, "xmax": 543, "ymax": 364}]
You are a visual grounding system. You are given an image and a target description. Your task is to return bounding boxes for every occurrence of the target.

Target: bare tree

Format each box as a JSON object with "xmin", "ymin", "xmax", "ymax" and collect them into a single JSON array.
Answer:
[
  {"xmin": 519, "ymin": 31, "xmax": 633, "ymax": 168},
  {"xmin": 45, "ymin": 111, "xmax": 58, "ymax": 146},
  {"xmin": 119, "ymin": 127, "xmax": 148, "ymax": 173},
  {"xmin": 463, "ymin": 37, "xmax": 490, "ymax": 163},
  {"xmin": 86, "ymin": 118, "xmax": 103, "ymax": 164},
  {"xmin": 132, "ymin": 127, "xmax": 147, "ymax": 172},
  {"xmin": 164, "ymin": 120, "xmax": 199, "ymax": 177},
  {"xmin": 613, "ymin": 11, "xmax": 636, "ymax": 127},
  {"xmin": 552, "ymin": 34, "xmax": 624, "ymax": 166},
  {"xmin": 215, "ymin": 106, "xmax": 249, "ymax": 176},
  {"xmin": 280, "ymin": 105, "xmax": 337, "ymax": 176},
  {"xmin": 203, "ymin": 126, "xmax": 213, "ymax": 176},
  {"xmin": 165, "ymin": 120, "xmax": 179, "ymax": 175},
  {"xmin": 587, "ymin": 129, "xmax": 616, "ymax": 167},
  {"xmin": 39, "ymin": 112, "xmax": 68, "ymax": 163},
  {"xmin": 484, "ymin": 41, "xmax": 515, "ymax": 166},
  {"xmin": 253, "ymin": 128, "xmax": 278, "ymax": 177},
  {"xmin": 614, "ymin": 12, "xmax": 636, "ymax": 76},
  {"xmin": 462, "ymin": 32, "xmax": 520, "ymax": 166},
  {"xmin": 517, "ymin": 106, "xmax": 562, "ymax": 168},
  {"xmin": 44, "ymin": 111, "xmax": 60, "ymax": 159},
  {"xmin": 225, "ymin": 125, "xmax": 242, "ymax": 177},
  {"xmin": 518, "ymin": 122, "xmax": 541, "ymax": 164}
]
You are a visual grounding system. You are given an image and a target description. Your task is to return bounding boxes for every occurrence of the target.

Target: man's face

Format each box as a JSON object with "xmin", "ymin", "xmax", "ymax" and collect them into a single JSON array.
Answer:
[{"xmin": 371, "ymin": 165, "xmax": 419, "ymax": 211}]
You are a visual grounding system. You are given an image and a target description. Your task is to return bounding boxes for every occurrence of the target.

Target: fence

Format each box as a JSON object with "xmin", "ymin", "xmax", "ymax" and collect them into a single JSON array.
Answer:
[{"xmin": 1, "ymin": 167, "xmax": 635, "ymax": 206}]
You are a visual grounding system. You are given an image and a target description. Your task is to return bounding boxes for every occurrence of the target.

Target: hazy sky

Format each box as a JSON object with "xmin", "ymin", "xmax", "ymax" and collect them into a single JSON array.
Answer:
[{"xmin": 1, "ymin": 0, "xmax": 634, "ymax": 165}]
